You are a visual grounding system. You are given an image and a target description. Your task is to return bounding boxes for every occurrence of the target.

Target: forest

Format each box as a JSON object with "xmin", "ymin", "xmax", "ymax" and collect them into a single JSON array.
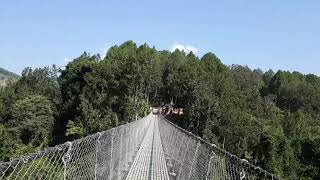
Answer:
[{"xmin": 0, "ymin": 41, "xmax": 319, "ymax": 179}]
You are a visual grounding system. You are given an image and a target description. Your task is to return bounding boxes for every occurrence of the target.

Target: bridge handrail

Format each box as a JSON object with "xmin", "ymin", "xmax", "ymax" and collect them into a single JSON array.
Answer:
[
  {"xmin": 1, "ymin": 113, "xmax": 278, "ymax": 180},
  {"xmin": 159, "ymin": 114, "xmax": 278, "ymax": 180},
  {"xmin": 0, "ymin": 113, "xmax": 152, "ymax": 179}
]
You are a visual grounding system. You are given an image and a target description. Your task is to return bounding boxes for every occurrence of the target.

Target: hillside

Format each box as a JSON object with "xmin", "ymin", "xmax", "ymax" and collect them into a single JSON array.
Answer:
[{"xmin": 0, "ymin": 67, "xmax": 19, "ymax": 86}]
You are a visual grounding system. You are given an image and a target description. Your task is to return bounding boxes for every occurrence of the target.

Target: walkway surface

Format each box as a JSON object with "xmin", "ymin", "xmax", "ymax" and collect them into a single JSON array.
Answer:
[{"xmin": 126, "ymin": 115, "xmax": 170, "ymax": 180}]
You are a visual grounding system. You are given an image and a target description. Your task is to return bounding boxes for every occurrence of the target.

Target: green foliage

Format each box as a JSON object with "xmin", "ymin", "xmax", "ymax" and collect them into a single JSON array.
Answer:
[
  {"xmin": 0, "ymin": 66, "xmax": 60, "ymax": 160},
  {"xmin": 296, "ymin": 137, "xmax": 320, "ymax": 179},
  {"xmin": 66, "ymin": 120, "xmax": 86, "ymax": 139},
  {"xmin": 0, "ymin": 124, "xmax": 17, "ymax": 161},
  {"xmin": 11, "ymin": 95, "xmax": 54, "ymax": 146},
  {"xmin": 255, "ymin": 126, "xmax": 297, "ymax": 177}
]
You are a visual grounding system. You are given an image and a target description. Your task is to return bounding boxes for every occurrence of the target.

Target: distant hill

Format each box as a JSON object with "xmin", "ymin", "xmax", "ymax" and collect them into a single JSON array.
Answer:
[{"xmin": 0, "ymin": 67, "xmax": 19, "ymax": 86}]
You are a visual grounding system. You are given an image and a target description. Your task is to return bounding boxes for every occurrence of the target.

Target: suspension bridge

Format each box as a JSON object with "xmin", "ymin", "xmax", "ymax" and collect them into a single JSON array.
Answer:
[{"xmin": 0, "ymin": 110, "xmax": 277, "ymax": 180}]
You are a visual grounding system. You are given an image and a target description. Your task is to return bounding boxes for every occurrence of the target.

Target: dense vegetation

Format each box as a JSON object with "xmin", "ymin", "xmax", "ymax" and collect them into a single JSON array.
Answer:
[
  {"xmin": 0, "ymin": 67, "xmax": 19, "ymax": 86},
  {"xmin": 0, "ymin": 41, "xmax": 319, "ymax": 179}
]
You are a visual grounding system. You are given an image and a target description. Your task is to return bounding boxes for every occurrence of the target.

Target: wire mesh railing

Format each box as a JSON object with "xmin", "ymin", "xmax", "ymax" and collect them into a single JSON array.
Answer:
[
  {"xmin": 158, "ymin": 114, "xmax": 278, "ymax": 180},
  {"xmin": 0, "ymin": 113, "xmax": 152, "ymax": 180},
  {"xmin": 1, "ymin": 112, "xmax": 278, "ymax": 180}
]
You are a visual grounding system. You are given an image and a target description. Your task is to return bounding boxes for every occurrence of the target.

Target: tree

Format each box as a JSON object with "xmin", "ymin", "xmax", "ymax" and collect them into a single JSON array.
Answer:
[
  {"xmin": 0, "ymin": 124, "xmax": 19, "ymax": 161},
  {"xmin": 11, "ymin": 95, "xmax": 54, "ymax": 147}
]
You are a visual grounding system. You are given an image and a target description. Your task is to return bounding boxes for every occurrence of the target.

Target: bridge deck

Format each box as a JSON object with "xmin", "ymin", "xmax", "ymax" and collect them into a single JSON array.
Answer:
[{"xmin": 126, "ymin": 115, "xmax": 169, "ymax": 180}]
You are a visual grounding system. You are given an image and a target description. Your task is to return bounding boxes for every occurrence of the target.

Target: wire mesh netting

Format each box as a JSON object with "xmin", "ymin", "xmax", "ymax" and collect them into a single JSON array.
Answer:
[
  {"xmin": 0, "ymin": 114, "xmax": 152, "ymax": 180},
  {"xmin": 0, "ymin": 112, "xmax": 277, "ymax": 180},
  {"xmin": 157, "ymin": 115, "xmax": 278, "ymax": 180}
]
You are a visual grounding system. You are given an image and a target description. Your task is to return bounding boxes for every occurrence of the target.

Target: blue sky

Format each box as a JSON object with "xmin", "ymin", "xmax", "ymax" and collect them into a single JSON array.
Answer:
[{"xmin": 0, "ymin": 0, "xmax": 319, "ymax": 75}]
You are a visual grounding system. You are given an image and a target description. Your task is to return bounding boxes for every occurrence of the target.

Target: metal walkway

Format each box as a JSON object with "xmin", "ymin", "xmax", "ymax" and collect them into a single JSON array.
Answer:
[{"xmin": 126, "ymin": 115, "xmax": 170, "ymax": 180}]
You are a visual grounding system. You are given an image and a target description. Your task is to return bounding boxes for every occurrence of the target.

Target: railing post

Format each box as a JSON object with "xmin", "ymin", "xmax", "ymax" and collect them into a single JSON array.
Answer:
[
  {"xmin": 240, "ymin": 167, "xmax": 246, "ymax": 180},
  {"xmin": 205, "ymin": 150, "xmax": 215, "ymax": 180},
  {"xmin": 62, "ymin": 142, "xmax": 72, "ymax": 180},
  {"xmin": 239, "ymin": 159, "xmax": 248, "ymax": 180},
  {"xmin": 238, "ymin": 159, "xmax": 248, "ymax": 180},
  {"xmin": 187, "ymin": 139, "xmax": 200, "ymax": 179},
  {"xmin": 109, "ymin": 129, "xmax": 115, "ymax": 180},
  {"xmin": 95, "ymin": 132, "xmax": 102, "ymax": 180},
  {"xmin": 118, "ymin": 127, "xmax": 123, "ymax": 180}
]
